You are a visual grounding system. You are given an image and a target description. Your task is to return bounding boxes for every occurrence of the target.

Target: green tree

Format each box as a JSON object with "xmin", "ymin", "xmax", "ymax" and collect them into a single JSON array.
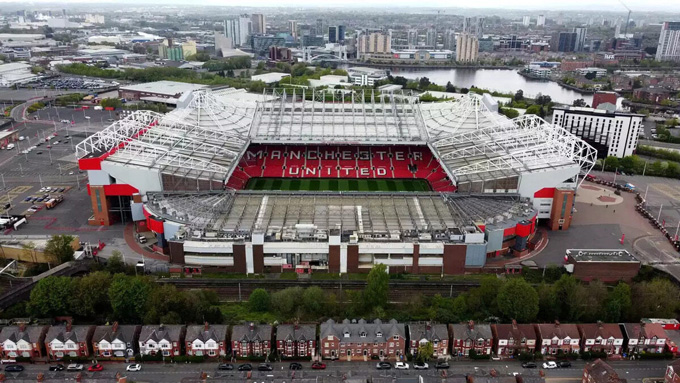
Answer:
[
  {"xmin": 70, "ymin": 271, "xmax": 112, "ymax": 319},
  {"xmin": 500, "ymin": 107, "xmax": 519, "ymax": 119},
  {"xmin": 536, "ymin": 283, "xmax": 560, "ymax": 321},
  {"xmin": 249, "ymin": 288, "xmax": 271, "ymax": 312},
  {"xmin": 573, "ymin": 99, "xmax": 587, "ymax": 107},
  {"xmin": 514, "ymin": 89, "xmax": 524, "ymax": 101},
  {"xmin": 497, "ymin": 278, "xmax": 539, "ymax": 322},
  {"xmin": 302, "ymin": 286, "xmax": 326, "ymax": 318},
  {"xmin": 445, "ymin": 81, "xmax": 456, "ymax": 93},
  {"xmin": 362, "ymin": 264, "xmax": 389, "ymax": 311},
  {"xmin": 466, "ymin": 277, "xmax": 503, "ymax": 318},
  {"xmin": 43, "ymin": 235, "xmax": 75, "ymax": 264},
  {"xmin": 553, "ymin": 274, "xmax": 580, "ymax": 321},
  {"xmin": 100, "ymin": 98, "xmax": 123, "ymax": 109},
  {"xmin": 271, "ymin": 287, "xmax": 304, "ymax": 318},
  {"xmin": 524, "ymin": 105, "xmax": 542, "ymax": 115},
  {"xmin": 27, "ymin": 276, "xmax": 74, "ymax": 317},
  {"xmin": 108, "ymin": 274, "xmax": 152, "ymax": 323},
  {"xmin": 416, "ymin": 342, "xmax": 434, "ymax": 362},
  {"xmin": 143, "ymin": 283, "xmax": 184, "ymax": 324},
  {"xmin": 632, "ymin": 278, "xmax": 680, "ymax": 319},
  {"xmin": 106, "ymin": 251, "xmax": 129, "ymax": 274},
  {"xmin": 604, "ymin": 282, "xmax": 632, "ymax": 322},
  {"xmin": 418, "ymin": 77, "xmax": 431, "ymax": 90}
]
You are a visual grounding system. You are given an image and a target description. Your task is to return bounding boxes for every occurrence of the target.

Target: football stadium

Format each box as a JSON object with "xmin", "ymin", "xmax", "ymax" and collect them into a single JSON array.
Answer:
[{"xmin": 77, "ymin": 88, "xmax": 597, "ymax": 274}]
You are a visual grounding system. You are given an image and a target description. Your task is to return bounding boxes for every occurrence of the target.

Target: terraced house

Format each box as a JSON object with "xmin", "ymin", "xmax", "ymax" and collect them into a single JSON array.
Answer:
[
  {"xmin": 408, "ymin": 323, "xmax": 449, "ymax": 357},
  {"xmin": 138, "ymin": 325, "xmax": 185, "ymax": 357},
  {"xmin": 578, "ymin": 322, "xmax": 624, "ymax": 355},
  {"xmin": 492, "ymin": 321, "xmax": 537, "ymax": 357},
  {"xmin": 451, "ymin": 321, "xmax": 493, "ymax": 356},
  {"xmin": 276, "ymin": 324, "xmax": 316, "ymax": 358},
  {"xmin": 0, "ymin": 324, "xmax": 48, "ymax": 359},
  {"xmin": 44, "ymin": 323, "xmax": 95, "ymax": 359},
  {"xmin": 185, "ymin": 323, "xmax": 228, "ymax": 358},
  {"xmin": 231, "ymin": 323, "xmax": 272, "ymax": 358},
  {"xmin": 535, "ymin": 321, "xmax": 581, "ymax": 355},
  {"xmin": 320, "ymin": 319, "xmax": 406, "ymax": 361},
  {"xmin": 92, "ymin": 322, "xmax": 140, "ymax": 358},
  {"xmin": 622, "ymin": 322, "xmax": 667, "ymax": 354}
]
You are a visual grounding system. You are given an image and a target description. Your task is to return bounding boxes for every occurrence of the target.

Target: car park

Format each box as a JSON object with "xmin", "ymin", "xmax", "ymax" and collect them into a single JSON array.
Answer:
[
  {"xmin": 414, "ymin": 362, "xmax": 429, "ymax": 370},
  {"xmin": 126, "ymin": 364, "xmax": 142, "ymax": 372},
  {"xmin": 237, "ymin": 364, "xmax": 252, "ymax": 371},
  {"xmin": 49, "ymin": 364, "xmax": 65, "ymax": 371},
  {"xmin": 258, "ymin": 363, "xmax": 273, "ymax": 371},
  {"xmin": 67, "ymin": 364, "xmax": 83, "ymax": 371},
  {"xmin": 311, "ymin": 362, "xmax": 326, "ymax": 370},
  {"xmin": 5, "ymin": 365, "xmax": 23, "ymax": 372},
  {"xmin": 542, "ymin": 362, "xmax": 558, "ymax": 369},
  {"xmin": 218, "ymin": 363, "xmax": 233, "ymax": 370},
  {"xmin": 289, "ymin": 362, "xmax": 303, "ymax": 370},
  {"xmin": 395, "ymin": 362, "xmax": 409, "ymax": 370},
  {"xmin": 376, "ymin": 362, "xmax": 392, "ymax": 370}
]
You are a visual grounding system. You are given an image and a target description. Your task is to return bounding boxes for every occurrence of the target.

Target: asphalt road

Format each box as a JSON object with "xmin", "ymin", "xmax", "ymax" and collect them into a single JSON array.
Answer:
[{"xmin": 0, "ymin": 359, "xmax": 669, "ymax": 383}]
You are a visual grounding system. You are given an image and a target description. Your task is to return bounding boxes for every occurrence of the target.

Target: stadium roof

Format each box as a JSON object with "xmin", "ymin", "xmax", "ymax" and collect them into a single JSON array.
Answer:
[{"xmin": 146, "ymin": 191, "xmax": 534, "ymax": 240}]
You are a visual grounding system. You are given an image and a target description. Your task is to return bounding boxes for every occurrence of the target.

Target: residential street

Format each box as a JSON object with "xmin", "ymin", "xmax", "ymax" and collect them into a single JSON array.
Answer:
[{"xmin": 0, "ymin": 359, "xmax": 669, "ymax": 383}]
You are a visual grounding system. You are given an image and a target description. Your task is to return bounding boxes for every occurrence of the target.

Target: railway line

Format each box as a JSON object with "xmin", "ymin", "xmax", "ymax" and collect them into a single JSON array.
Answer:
[{"xmin": 157, "ymin": 278, "xmax": 481, "ymax": 302}]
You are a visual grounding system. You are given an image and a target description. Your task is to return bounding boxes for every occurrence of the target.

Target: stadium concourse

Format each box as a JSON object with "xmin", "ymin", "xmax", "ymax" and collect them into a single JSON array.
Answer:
[{"xmin": 76, "ymin": 88, "xmax": 597, "ymax": 275}]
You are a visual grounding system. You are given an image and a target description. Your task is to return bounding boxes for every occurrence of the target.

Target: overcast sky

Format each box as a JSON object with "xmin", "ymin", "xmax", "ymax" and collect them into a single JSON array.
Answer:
[{"xmin": 1, "ymin": 0, "xmax": 679, "ymax": 12}]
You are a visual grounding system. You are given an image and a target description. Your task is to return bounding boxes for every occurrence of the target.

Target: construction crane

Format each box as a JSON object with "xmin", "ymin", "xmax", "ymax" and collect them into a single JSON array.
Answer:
[{"xmin": 618, "ymin": 0, "xmax": 632, "ymax": 37}]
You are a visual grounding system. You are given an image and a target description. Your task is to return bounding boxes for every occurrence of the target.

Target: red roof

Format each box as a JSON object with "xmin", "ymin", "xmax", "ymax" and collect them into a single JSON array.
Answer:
[{"xmin": 578, "ymin": 323, "xmax": 623, "ymax": 340}]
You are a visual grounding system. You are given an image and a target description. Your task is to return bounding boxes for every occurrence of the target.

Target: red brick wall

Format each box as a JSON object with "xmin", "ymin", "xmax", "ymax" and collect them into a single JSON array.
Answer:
[{"xmin": 443, "ymin": 244, "xmax": 466, "ymax": 275}]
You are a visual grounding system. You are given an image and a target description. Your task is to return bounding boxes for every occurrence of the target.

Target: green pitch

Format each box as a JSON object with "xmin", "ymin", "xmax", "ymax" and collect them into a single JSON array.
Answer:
[{"xmin": 245, "ymin": 178, "xmax": 431, "ymax": 192}]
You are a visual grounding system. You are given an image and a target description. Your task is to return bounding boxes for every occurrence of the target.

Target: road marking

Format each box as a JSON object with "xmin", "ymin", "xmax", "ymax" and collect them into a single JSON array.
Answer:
[{"xmin": 650, "ymin": 183, "xmax": 680, "ymax": 202}]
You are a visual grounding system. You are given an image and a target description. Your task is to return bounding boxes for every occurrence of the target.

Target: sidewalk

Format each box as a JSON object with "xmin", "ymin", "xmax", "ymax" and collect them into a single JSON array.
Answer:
[{"xmin": 123, "ymin": 222, "xmax": 169, "ymax": 262}]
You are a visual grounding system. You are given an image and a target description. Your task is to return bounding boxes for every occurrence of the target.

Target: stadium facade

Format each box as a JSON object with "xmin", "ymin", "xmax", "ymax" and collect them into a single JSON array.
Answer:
[{"xmin": 77, "ymin": 88, "xmax": 596, "ymax": 274}]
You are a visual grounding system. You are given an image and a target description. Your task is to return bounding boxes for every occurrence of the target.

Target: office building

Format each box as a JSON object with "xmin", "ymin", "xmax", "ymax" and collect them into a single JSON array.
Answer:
[
  {"xmin": 474, "ymin": 17, "xmax": 484, "ymax": 39},
  {"xmin": 463, "ymin": 17, "xmax": 473, "ymax": 34},
  {"xmin": 328, "ymin": 26, "xmax": 338, "ymax": 43},
  {"xmin": 251, "ymin": 14, "xmax": 266, "ymax": 35},
  {"xmin": 574, "ymin": 27, "xmax": 587, "ymax": 52},
  {"xmin": 523, "ymin": 16, "xmax": 531, "ymax": 27},
  {"xmin": 656, "ymin": 22, "xmax": 680, "ymax": 62},
  {"xmin": 552, "ymin": 106, "xmax": 643, "ymax": 158},
  {"xmin": 443, "ymin": 29, "xmax": 456, "ymax": 50},
  {"xmin": 347, "ymin": 67, "xmax": 388, "ymax": 86},
  {"xmin": 407, "ymin": 29, "xmax": 418, "ymax": 47},
  {"xmin": 302, "ymin": 35, "xmax": 324, "ymax": 47},
  {"xmin": 456, "ymin": 33, "xmax": 479, "ymax": 62},
  {"xmin": 251, "ymin": 35, "xmax": 285, "ymax": 57},
  {"xmin": 426, "ymin": 28, "xmax": 437, "ymax": 47},
  {"xmin": 537, "ymin": 15, "xmax": 546, "ymax": 27},
  {"xmin": 551, "ymin": 32, "xmax": 577, "ymax": 52},
  {"xmin": 357, "ymin": 31, "xmax": 391, "ymax": 59},
  {"xmin": 315, "ymin": 19, "xmax": 323, "ymax": 36},
  {"xmin": 289, "ymin": 20, "xmax": 298, "ymax": 39},
  {"xmin": 338, "ymin": 25, "xmax": 346, "ymax": 43},
  {"xmin": 225, "ymin": 16, "xmax": 251, "ymax": 47}
]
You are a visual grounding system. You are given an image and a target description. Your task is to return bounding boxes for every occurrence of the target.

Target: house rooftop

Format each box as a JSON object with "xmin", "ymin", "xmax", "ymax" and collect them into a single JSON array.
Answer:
[
  {"xmin": 585, "ymin": 359, "xmax": 626, "ymax": 383},
  {"xmin": 566, "ymin": 249, "xmax": 639, "ymax": 263}
]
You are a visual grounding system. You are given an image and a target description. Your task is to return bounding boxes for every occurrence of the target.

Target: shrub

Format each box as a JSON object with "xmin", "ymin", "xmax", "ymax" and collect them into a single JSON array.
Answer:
[{"xmin": 638, "ymin": 351, "xmax": 673, "ymax": 360}]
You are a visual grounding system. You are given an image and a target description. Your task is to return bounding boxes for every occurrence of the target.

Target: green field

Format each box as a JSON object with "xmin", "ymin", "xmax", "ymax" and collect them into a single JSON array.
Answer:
[{"xmin": 245, "ymin": 178, "xmax": 431, "ymax": 192}]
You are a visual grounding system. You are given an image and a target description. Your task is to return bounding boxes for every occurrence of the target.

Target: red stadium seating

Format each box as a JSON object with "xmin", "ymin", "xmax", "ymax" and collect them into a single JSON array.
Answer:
[{"xmin": 225, "ymin": 144, "xmax": 456, "ymax": 192}]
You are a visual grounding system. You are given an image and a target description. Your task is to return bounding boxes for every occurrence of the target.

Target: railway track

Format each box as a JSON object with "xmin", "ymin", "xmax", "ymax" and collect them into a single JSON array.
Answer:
[{"xmin": 157, "ymin": 278, "xmax": 481, "ymax": 302}]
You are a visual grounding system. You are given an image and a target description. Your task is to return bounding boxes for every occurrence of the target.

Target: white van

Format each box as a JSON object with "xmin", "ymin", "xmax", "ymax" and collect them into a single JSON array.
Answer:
[
  {"xmin": 6, "ymin": 144, "xmax": 14, "ymax": 150},
  {"xmin": 94, "ymin": 106, "xmax": 103, "ymax": 111}
]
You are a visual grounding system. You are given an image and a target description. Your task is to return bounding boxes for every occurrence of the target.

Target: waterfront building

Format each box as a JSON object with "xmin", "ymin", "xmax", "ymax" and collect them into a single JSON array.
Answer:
[
  {"xmin": 551, "ymin": 32, "xmax": 577, "ymax": 52},
  {"xmin": 574, "ymin": 27, "xmax": 587, "ymax": 52},
  {"xmin": 357, "ymin": 31, "xmax": 391, "ymax": 60},
  {"xmin": 456, "ymin": 33, "xmax": 479, "ymax": 62}
]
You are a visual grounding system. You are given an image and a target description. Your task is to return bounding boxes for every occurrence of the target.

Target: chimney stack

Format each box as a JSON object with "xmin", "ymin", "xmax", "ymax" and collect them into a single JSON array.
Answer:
[
  {"xmin": 250, "ymin": 322, "xmax": 255, "ymax": 331},
  {"xmin": 512, "ymin": 319, "xmax": 518, "ymax": 329},
  {"xmin": 19, "ymin": 322, "xmax": 26, "ymax": 332},
  {"xmin": 66, "ymin": 319, "xmax": 72, "ymax": 333},
  {"xmin": 112, "ymin": 321, "xmax": 119, "ymax": 333},
  {"xmin": 468, "ymin": 320, "xmax": 475, "ymax": 330},
  {"xmin": 205, "ymin": 322, "xmax": 210, "ymax": 331},
  {"xmin": 555, "ymin": 320, "xmax": 560, "ymax": 327}
]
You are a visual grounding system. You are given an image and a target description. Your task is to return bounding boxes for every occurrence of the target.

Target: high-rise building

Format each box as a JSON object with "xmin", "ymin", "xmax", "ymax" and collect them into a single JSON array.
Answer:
[
  {"xmin": 426, "ymin": 28, "xmax": 437, "ymax": 47},
  {"xmin": 225, "ymin": 16, "xmax": 252, "ymax": 47},
  {"xmin": 289, "ymin": 20, "xmax": 298, "ymax": 39},
  {"xmin": 357, "ymin": 31, "xmax": 391, "ymax": 59},
  {"xmin": 551, "ymin": 32, "xmax": 577, "ymax": 52},
  {"xmin": 463, "ymin": 17, "xmax": 473, "ymax": 34},
  {"xmin": 656, "ymin": 22, "xmax": 680, "ymax": 62},
  {"xmin": 456, "ymin": 33, "xmax": 479, "ymax": 62},
  {"xmin": 251, "ymin": 13, "xmax": 266, "ymax": 35},
  {"xmin": 475, "ymin": 17, "xmax": 484, "ymax": 39},
  {"xmin": 338, "ymin": 25, "xmax": 346, "ymax": 43},
  {"xmin": 328, "ymin": 26, "xmax": 338, "ymax": 43},
  {"xmin": 407, "ymin": 29, "xmax": 418, "ymax": 47},
  {"xmin": 537, "ymin": 15, "xmax": 546, "ymax": 27},
  {"xmin": 302, "ymin": 35, "xmax": 325, "ymax": 47},
  {"xmin": 574, "ymin": 27, "xmax": 587, "ymax": 52},
  {"xmin": 443, "ymin": 29, "xmax": 456, "ymax": 50},
  {"xmin": 523, "ymin": 16, "xmax": 531, "ymax": 27},
  {"xmin": 315, "ymin": 18, "xmax": 323, "ymax": 36}
]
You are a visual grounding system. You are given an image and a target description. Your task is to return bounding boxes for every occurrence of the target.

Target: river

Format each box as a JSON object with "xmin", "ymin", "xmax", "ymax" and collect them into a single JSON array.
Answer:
[{"xmin": 365, "ymin": 67, "xmax": 594, "ymax": 106}]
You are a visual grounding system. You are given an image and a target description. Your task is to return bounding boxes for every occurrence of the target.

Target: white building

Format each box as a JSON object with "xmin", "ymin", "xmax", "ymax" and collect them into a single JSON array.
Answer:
[
  {"xmin": 537, "ymin": 15, "xmax": 546, "ymax": 26},
  {"xmin": 523, "ymin": 16, "xmax": 531, "ymax": 27},
  {"xmin": 225, "ymin": 15, "xmax": 251, "ymax": 47},
  {"xmin": 656, "ymin": 22, "xmax": 680, "ymax": 62},
  {"xmin": 347, "ymin": 67, "xmax": 388, "ymax": 86},
  {"xmin": 575, "ymin": 67, "xmax": 607, "ymax": 77},
  {"xmin": 574, "ymin": 27, "xmax": 587, "ymax": 52},
  {"xmin": 456, "ymin": 33, "xmax": 479, "ymax": 62},
  {"xmin": 0, "ymin": 62, "xmax": 37, "ymax": 87},
  {"xmin": 527, "ymin": 66, "xmax": 552, "ymax": 78},
  {"xmin": 552, "ymin": 106, "xmax": 644, "ymax": 158}
]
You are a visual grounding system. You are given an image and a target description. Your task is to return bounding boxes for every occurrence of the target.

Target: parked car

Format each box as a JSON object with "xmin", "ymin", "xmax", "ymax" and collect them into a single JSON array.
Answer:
[
  {"xmin": 5, "ymin": 365, "xmax": 23, "ymax": 372},
  {"xmin": 542, "ymin": 362, "xmax": 558, "ymax": 369},
  {"xmin": 435, "ymin": 361, "xmax": 450, "ymax": 369},
  {"xmin": 311, "ymin": 362, "xmax": 326, "ymax": 370},
  {"xmin": 289, "ymin": 362, "xmax": 303, "ymax": 370},
  {"xmin": 218, "ymin": 363, "xmax": 233, "ymax": 370},
  {"xmin": 88, "ymin": 364, "xmax": 104, "ymax": 372},
  {"xmin": 258, "ymin": 363, "xmax": 273, "ymax": 371},
  {"xmin": 237, "ymin": 364, "xmax": 252, "ymax": 371},
  {"xmin": 522, "ymin": 362, "xmax": 537, "ymax": 369},
  {"xmin": 414, "ymin": 362, "xmax": 429, "ymax": 370},
  {"xmin": 24, "ymin": 197, "xmax": 32, "ymax": 202},
  {"xmin": 558, "ymin": 361, "xmax": 572, "ymax": 368},
  {"xmin": 395, "ymin": 362, "xmax": 409, "ymax": 370},
  {"xmin": 67, "ymin": 364, "xmax": 83, "ymax": 372},
  {"xmin": 49, "ymin": 364, "xmax": 65, "ymax": 371},
  {"xmin": 126, "ymin": 364, "xmax": 142, "ymax": 372},
  {"xmin": 376, "ymin": 362, "xmax": 392, "ymax": 370}
]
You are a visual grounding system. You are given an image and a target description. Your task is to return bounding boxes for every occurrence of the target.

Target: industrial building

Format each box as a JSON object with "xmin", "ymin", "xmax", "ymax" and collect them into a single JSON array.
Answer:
[
  {"xmin": 76, "ymin": 88, "xmax": 596, "ymax": 274},
  {"xmin": 117, "ymin": 81, "xmax": 209, "ymax": 104},
  {"xmin": 0, "ymin": 62, "xmax": 37, "ymax": 87}
]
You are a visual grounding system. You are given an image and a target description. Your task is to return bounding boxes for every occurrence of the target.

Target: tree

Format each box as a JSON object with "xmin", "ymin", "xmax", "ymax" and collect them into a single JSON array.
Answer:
[
  {"xmin": 500, "ymin": 107, "xmax": 519, "ymax": 119},
  {"xmin": 27, "ymin": 276, "xmax": 74, "ymax": 317},
  {"xmin": 460, "ymin": 87, "xmax": 469, "ymax": 94},
  {"xmin": 44, "ymin": 235, "xmax": 75, "ymax": 264},
  {"xmin": 21, "ymin": 242, "xmax": 37, "ymax": 263},
  {"xmin": 302, "ymin": 286, "xmax": 326, "ymax": 318},
  {"xmin": 143, "ymin": 283, "xmax": 184, "ymax": 324},
  {"xmin": 604, "ymin": 282, "xmax": 632, "ymax": 322},
  {"xmin": 418, "ymin": 77, "xmax": 431, "ymax": 90},
  {"xmin": 106, "ymin": 251, "xmax": 129, "ymax": 274},
  {"xmin": 524, "ymin": 105, "xmax": 542, "ymax": 115},
  {"xmin": 584, "ymin": 71, "xmax": 597, "ymax": 80},
  {"xmin": 631, "ymin": 278, "xmax": 680, "ymax": 319},
  {"xmin": 445, "ymin": 81, "xmax": 456, "ymax": 93},
  {"xmin": 70, "ymin": 271, "xmax": 112, "ymax": 319},
  {"xmin": 108, "ymin": 274, "xmax": 152, "ymax": 323},
  {"xmin": 416, "ymin": 342, "xmax": 434, "ymax": 362},
  {"xmin": 249, "ymin": 288, "xmax": 271, "ymax": 312},
  {"xmin": 362, "ymin": 264, "xmax": 389, "ymax": 311},
  {"xmin": 514, "ymin": 89, "xmax": 524, "ymax": 102},
  {"xmin": 100, "ymin": 98, "xmax": 122, "ymax": 109},
  {"xmin": 632, "ymin": 78, "xmax": 642, "ymax": 89},
  {"xmin": 466, "ymin": 277, "xmax": 503, "ymax": 318},
  {"xmin": 535, "ymin": 93, "xmax": 552, "ymax": 106},
  {"xmin": 497, "ymin": 278, "xmax": 539, "ymax": 322},
  {"xmin": 272, "ymin": 287, "xmax": 304, "ymax": 318},
  {"xmin": 573, "ymin": 99, "xmax": 587, "ymax": 107}
]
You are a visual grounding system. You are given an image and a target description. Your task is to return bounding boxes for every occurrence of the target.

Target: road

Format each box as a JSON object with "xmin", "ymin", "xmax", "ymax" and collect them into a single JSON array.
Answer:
[{"xmin": 0, "ymin": 359, "xmax": 669, "ymax": 383}]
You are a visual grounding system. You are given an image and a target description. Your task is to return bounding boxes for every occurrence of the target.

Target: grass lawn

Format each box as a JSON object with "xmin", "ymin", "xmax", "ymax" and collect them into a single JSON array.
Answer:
[{"xmin": 245, "ymin": 178, "xmax": 431, "ymax": 192}]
